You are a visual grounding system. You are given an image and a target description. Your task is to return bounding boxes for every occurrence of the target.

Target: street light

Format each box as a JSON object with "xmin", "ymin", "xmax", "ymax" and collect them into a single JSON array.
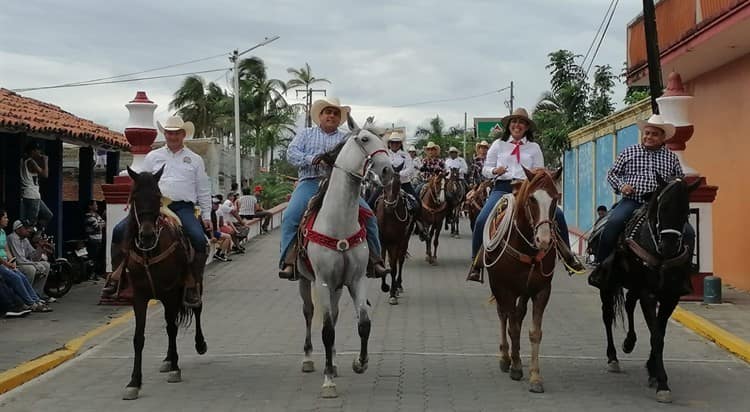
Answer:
[{"xmin": 230, "ymin": 35, "xmax": 280, "ymax": 188}]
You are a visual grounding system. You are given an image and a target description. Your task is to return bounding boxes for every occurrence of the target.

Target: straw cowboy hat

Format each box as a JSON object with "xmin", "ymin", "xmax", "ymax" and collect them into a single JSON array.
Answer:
[
  {"xmin": 475, "ymin": 140, "xmax": 490, "ymax": 150},
  {"xmin": 406, "ymin": 145, "xmax": 417, "ymax": 152},
  {"xmin": 501, "ymin": 108, "xmax": 536, "ymax": 131},
  {"xmin": 448, "ymin": 146, "xmax": 459, "ymax": 153},
  {"xmin": 387, "ymin": 130, "xmax": 406, "ymax": 142},
  {"xmin": 637, "ymin": 114, "xmax": 676, "ymax": 140},
  {"xmin": 424, "ymin": 141, "xmax": 441, "ymax": 153},
  {"xmin": 157, "ymin": 115, "xmax": 195, "ymax": 139},
  {"xmin": 310, "ymin": 97, "xmax": 351, "ymax": 126}
]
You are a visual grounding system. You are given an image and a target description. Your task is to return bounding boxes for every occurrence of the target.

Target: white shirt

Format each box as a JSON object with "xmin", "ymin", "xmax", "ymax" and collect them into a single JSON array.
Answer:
[
  {"xmin": 142, "ymin": 146, "xmax": 212, "ymax": 220},
  {"xmin": 20, "ymin": 158, "xmax": 41, "ymax": 199},
  {"xmin": 219, "ymin": 200, "xmax": 237, "ymax": 224},
  {"xmin": 482, "ymin": 137, "xmax": 544, "ymax": 181},
  {"xmin": 389, "ymin": 149, "xmax": 414, "ymax": 183},
  {"xmin": 237, "ymin": 195, "xmax": 257, "ymax": 216},
  {"xmin": 411, "ymin": 156, "xmax": 422, "ymax": 172},
  {"xmin": 444, "ymin": 156, "xmax": 469, "ymax": 178}
]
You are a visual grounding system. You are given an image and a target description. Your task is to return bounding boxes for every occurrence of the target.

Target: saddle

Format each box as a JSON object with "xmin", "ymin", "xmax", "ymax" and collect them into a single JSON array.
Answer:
[
  {"xmin": 586, "ymin": 204, "xmax": 648, "ymax": 259},
  {"xmin": 402, "ymin": 190, "xmax": 419, "ymax": 211}
]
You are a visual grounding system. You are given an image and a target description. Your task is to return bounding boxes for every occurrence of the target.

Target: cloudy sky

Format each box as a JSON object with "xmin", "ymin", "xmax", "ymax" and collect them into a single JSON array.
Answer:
[{"xmin": 0, "ymin": 0, "xmax": 643, "ymax": 138}]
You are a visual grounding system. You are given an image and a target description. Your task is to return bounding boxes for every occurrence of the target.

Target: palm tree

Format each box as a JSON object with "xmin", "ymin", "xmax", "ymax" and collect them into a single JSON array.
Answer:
[
  {"xmin": 414, "ymin": 115, "xmax": 464, "ymax": 153},
  {"xmin": 286, "ymin": 63, "xmax": 331, "ymax": 127},
  {"xmin": 170, "ymin": 75, "xmax": 231, "ymax": 138}
]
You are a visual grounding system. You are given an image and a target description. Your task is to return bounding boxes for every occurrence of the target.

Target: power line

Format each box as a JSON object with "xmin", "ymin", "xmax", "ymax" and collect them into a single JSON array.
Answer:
[
  {"xmin": 392, "ymin": 86, "xmax": 511, "ymax": 108},
  {"xmin": 586, "ymin": 0, "xmax": 619, "ymax": 76},
  {"xmin": 582, "ymin": 0, "xmax": 616, "ymax": 70},
  {"xmin": 12, "ymin": 68, "xmax": 228, "ymax": 92}
]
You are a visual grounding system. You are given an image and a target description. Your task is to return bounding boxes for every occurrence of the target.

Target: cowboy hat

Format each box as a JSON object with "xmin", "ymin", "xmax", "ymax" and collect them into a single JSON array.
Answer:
[
  {"xmin": 475, "ymin": 140, "xmax": 490, "ymax": 149},
  {"xmin": 387, "ymin": 130, "xmax": 406, "ymax": 142},
  {"xmin": 310, "ymin": 97, "xmax": 351, "ymax": 126},
  {"xmin": 425, "ymin": 141, "xmax": 440, "ymax": 151},
  {"xmin": 636, "ymin": 114, "xmax": 676, "ymax": 140},
  {"xmin": 406, "ymin": 145, "xmax": 417, "ymax": 152},
  {"xmin": 448, "ymin": 146, "xmax": 459, "ymax": 153},
  {"xmin": 157, "ymin": 115, "xmax": 195, "ymax": 139},
  {"xmin": 501, "ymin": 108, "xmax": 536, "ymax": 131}
]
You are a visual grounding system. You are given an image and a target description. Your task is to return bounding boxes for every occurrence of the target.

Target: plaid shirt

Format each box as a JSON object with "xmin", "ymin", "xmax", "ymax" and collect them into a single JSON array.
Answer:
[
  {"xmin": 287, "ymin": 126, "xmax": 347, "ymax": 181},
  {"xmin": 607, "ymin": 144, "xmax": 683, "ymax": 203},
  {"xmin": 419, "ymin": 157, "xmax": 445, "ymax": 180},
  {"xmin": 469, "ymin": 156, "xmax": 486, "ymax": 185}
]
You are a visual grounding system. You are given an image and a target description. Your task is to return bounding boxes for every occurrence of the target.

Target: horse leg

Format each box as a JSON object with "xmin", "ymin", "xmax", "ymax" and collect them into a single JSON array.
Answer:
[
  {"xmin": 646, "ymin": 295, "xmax": 678, "ymax": 403},
  {"xmin": 509, "ymin": 296, "xmax": 528, "ymax": 381},
  {"xmin": 193, "ymin": 304, "xmax": 207, "ymax": 355},
  {"xmin": 123, "ymin": 293, "xmax": 148, "ymax": 400},
  {"xmin": 330, "ymin": 289, "xmax": 342, "ymax": 377},
  {"xmin": 600, "ymin": 289, "xmax": 620, "ymax": 372},
  {"xmin": 431, "ymin": 223, "xmax": 441, "ymax": 264},
  {"xmin": 425, "ymin": 224, "xmax": 434, "ymax": 263},
  {"xmin": 388, "ymin": 247, "xmax": 398, "ymax": 305},
  {"xmin": 164, "ymin": 301, "xmax": 182, "ymax": 383},
  {"xmin": 380, "ymin": 248, "xmax": 390, "ymax": 293},
  {"xmin": 528, "ymin": 289, "xmax": 550, "ymax": 393},
  {"xmin": 316, "ymin": 281, "xmax": 337, "ymax": 398},
  {"xmin": 299, "ymin": 278, "xmax": 315, "ymax": 373},
  {"xmin": 349, "ymin": 278, "xmax": 371, "ymax": 375},
  {"xmin": 396, "ymin": 250, "xmax": 405, "ymax": 295},
  {"xmin": 622, "ymin": 290, "xmax": 638, "ymax": 353},
  {"xmin": 496, "ymin": 303, "xmax": 511, "ymax": 373}
]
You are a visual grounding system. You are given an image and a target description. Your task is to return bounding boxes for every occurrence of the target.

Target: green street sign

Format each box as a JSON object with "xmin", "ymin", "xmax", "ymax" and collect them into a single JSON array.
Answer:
[{"xmin": 473, "ymin": 117, "xmax": 504, "ymax": 141}]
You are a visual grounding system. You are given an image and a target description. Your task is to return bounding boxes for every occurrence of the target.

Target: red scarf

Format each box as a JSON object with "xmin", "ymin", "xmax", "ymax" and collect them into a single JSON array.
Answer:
[{"xmin": 511, "ymin": 140, "xmax": 524, "ymax": 163}]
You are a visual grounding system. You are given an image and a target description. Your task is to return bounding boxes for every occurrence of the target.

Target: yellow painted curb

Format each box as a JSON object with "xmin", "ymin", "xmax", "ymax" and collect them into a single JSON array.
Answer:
[
  {"xmin": 672, "ymin": 306, "xmax": 750, "ymax": 364},
  {"xmin": 0, "ymin": 300, "xmax": 158, "ymax": 395}
]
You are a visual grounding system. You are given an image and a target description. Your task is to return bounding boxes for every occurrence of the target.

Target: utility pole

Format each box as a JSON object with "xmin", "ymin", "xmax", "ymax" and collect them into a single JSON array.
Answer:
[
  {"xmin": 509, "ymin": 81, "xmax": 514, "ymax": 114},
  {"xmin": 463, "ymin": 112, "xmax": 468, "ymax": 156},
  {"xmin": 642, "ymin": 0, "xmax": 663, "ymax": 114},
  {"xmin": 296, "ymin": 88, "xmax": 327, "ymax": 127}
]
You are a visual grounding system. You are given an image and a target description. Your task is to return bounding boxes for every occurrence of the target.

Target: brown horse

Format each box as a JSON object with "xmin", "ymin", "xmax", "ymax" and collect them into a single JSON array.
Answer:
[
  {"xmin": 480, "ymin": 167, "xmax": 562, "ymax": 394},
  {"xmin": 117, "ymin": 167, "xmax": 207, "ymax": 400},
  {"xmin": 419, "ymin": 173, "xmax": 449, "ymax": 264},
  {"xmin": 375, "ymin": 171, "xmax": 414, "ymax": 305},
  {"xmin": 465, "ymin": 180, "xmax": 493, "ymax": 232},
  {"xmin": 444, "ymin": 167, "xmax": 466, "ymax": 238}
]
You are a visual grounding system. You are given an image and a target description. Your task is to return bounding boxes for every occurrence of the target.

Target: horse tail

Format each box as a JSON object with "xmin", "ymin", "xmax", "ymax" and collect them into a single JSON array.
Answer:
[{"xmin": 611, "ymin": 286, "xmax": 625, "ymax": 328}]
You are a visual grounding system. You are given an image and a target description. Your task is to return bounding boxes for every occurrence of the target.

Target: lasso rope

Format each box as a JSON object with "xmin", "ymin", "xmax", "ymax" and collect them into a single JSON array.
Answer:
[{"xmin": 482, "ymin": 194, "xmax": 515, "ymax": 268}]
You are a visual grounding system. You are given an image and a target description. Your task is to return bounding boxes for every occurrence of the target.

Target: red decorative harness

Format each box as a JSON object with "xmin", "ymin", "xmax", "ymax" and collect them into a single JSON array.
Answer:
[{"xmin": 302, "ymin": 207, "xmax": 373, "ymax": 252}]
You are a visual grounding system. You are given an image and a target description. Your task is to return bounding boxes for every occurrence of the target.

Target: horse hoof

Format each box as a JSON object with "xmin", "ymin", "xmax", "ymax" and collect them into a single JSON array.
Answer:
[
  {"xmin": 332, "ymin": 365, "xmax": 339, "ymax": 378},
  {"xmin": 159, "ymin": 361, "xmax": 172, "ymax": 373},
  {"xmin": 167, "ymin": 370, "xmax": 182, "ymax": 383},
  {"xmin": 510, "ymin": 368, "xmax": 523, "ymax": 381},
  {"xmin": 352, "ymin": 358, "xmax": 368, "ymax": 374},
  {"xmin": 302, "ymin": 360, "xmax": 315, "ymax": 373},
  {"xmin": 607, "ymin": 360, "xmax": 621, "ymax": 373},
  {"xmin": 196, "ymin": 341, "xmax": 208, "ymax": 355},
  {"xmin": 623, "ymin": 335, "xmax": 637, "ymax": 354},
  {"xmin": 122, "ymin": 387, "xmax": 139, "ymax": 400},
  {"xmin": 499, "ymin": 359, "xmax": 511, "ymax": 373},
  {"xmin": 321, "ymin": 383, "xmax": 338, "ymax": 398},
  {"xmin": 388, "ymin": 296, "xmax": 398, "ymax": 305},
  {"xmin": 648, "ymin": 377, "xmax": 658, "ymax": 388},
  {"xmin": 397, "ymin": 286, "xmax": 404, "ymax": 294},
  {"xmin": 381, "ymin": 283, "xmax": 390, "ymax": 293},
  {"xmin": 529, "ymin": 382, "xmax": 545, "ymax": 393},
  {"xmin": 656, "ymin": 390, "xmax": 672, "ymax": 403}
]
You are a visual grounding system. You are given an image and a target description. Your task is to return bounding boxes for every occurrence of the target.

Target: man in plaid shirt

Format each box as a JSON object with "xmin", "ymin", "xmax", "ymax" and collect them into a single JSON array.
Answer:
[{"xmin": 595, "ymin": 114, "xmax": 694, "ymax": 263}]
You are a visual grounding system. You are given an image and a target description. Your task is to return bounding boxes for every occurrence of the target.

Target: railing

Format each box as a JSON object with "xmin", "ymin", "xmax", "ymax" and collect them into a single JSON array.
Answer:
[{"xmin": 569, "ymin": 227, "xmax": 589, "ymax": 258}]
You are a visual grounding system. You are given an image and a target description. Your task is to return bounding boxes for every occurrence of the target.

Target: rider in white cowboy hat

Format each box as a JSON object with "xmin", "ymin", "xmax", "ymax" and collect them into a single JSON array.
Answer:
[
  {"xmin": 279, "ymin": 97, "xmax": 388, "ymax": 281},
  {"xmin": 445, "ymin": 146, "xmax": 468, "ymax": 180},
  {"xmin": 406, "ymin": 145, "xmax": 422, "ymax": 183},
  {"xmin": 589, "ymin": 114, "xmax": 694, "ymax": 288},
  {"xmin": 469, "ymin": 140, "xmax": 490, "ymax": 186},
  {"xmin": 106, "ymin": 115, "xmax": 211, "ymax": 307}
]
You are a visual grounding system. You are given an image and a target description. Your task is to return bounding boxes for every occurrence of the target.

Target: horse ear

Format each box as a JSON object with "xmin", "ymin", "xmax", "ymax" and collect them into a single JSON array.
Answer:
[
  {"xmin": 347, "ymin": 113, "xmax": 360, "ymax": 132},
  {"xmin": 522, "ymin": 166, "xmax": 535, "ymax": 181},
  {"xmin": 153, "ymin": 165, "xmax": 165, "ymax": 182},
  {"xmin": 127, "ymin": 166, "xmax": 139, "ymax": 181},
  {"xmin": 687, "ymin": 178, "xmax": 702, "ymax": 193},
  {"xmin": 552, "ymin": 167, "xmax": 563, "ymax": 182}
]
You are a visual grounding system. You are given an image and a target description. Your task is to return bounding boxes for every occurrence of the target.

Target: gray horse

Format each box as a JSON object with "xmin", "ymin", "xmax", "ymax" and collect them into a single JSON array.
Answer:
[{"xmin": 297, "ymin": 116, "xmax": 394, "ymax": 398}]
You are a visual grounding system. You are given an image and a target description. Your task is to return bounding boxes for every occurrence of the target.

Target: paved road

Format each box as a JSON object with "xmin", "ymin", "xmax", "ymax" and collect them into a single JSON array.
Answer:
[{"xmin": 1, "ymin": 219, "xmax": 748, "ymax": 411}]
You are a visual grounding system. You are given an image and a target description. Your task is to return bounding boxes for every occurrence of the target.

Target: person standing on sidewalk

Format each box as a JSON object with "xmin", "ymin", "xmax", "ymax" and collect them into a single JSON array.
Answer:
[
  {"xmin": 109, "ymin": 116, "xmax": 211, "ymax": 307},
  {"xmin": 278, "ymin": 97, "xmax": 388, "ymax": 281},
  {"xmin": 19, "ymin": 141, "xmax": 53, "ymax": 231}
]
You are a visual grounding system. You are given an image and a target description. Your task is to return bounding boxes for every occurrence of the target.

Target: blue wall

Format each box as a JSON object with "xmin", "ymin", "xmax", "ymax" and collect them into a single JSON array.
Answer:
[
  {"xmin": 577, "ymin": 142, "xmax": 594, "ymax": 231},
  {"xmin": 563, "ymin": 149, "xmax": 577, "ymax": 226},
  {"xmin": 595, "ymin": 134, "xmax": 615, "ymax": 210},
  {"xmin": 617, "ymin": 125, "xmax": 639, "ymax": 153}
]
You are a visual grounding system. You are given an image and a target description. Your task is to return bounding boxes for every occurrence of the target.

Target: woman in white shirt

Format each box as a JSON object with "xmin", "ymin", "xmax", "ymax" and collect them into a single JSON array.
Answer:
[{"xmin": 468, "ymin": 108, "xmax": 583, "ymax": 281}]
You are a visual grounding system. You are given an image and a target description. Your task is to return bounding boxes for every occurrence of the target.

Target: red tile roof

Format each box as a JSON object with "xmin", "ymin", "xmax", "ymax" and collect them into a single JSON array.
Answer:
[{"xmin": 0, "ymin": 88, "xmax": 129, "ymax": 149}]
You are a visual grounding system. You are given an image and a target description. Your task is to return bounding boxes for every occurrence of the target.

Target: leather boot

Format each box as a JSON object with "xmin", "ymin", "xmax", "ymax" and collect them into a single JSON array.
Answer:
[
  {"xmin": 278, "ymin": 242, "xmax": 299, "ymax": 280},
  {"xmin": 467, "ymin": 250, "xmax": 484, "ymax": 283},
  {"xmin": 557, "ymin": 238, "xmax": 586, "ymax": 275},
  {"xmin": 367, "ymin": 253, "xmax": 390, "ymax": 279},
  {"xmin": 183, "ymin": 252, "xmax": 207, "ymax": 308}
]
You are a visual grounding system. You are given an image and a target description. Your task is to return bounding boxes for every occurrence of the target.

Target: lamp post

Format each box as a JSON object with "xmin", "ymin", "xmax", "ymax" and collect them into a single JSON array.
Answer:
[{"xmin": 229, "ymin": 35, "xmax": 280, "ymax": 188}]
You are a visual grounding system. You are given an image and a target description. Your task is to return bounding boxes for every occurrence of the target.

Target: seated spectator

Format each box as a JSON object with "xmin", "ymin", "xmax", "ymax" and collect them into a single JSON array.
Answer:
[
  {"xmin": 595, "ymin": 205, "xmax": 608, "ymax": 224},
  {"xmin": 238, "ymin": 187, "xmax": 272, "ymax": 234},
  {"xmin": 209, "ymin": 197, "xmax": 232, "ymax": 262},
  {"xmin": 1, "ymin": 275, "xmax": 31, "ymax": 318},
  {"xmin": 219, "ymin": 192, "xmax": 247, "ymax": 252},
  {"xmin": 84, "ymin": 200, "xmax": 106, "ymax": 279},
  {"xmin": 20, "ymin": 141, "xmax": 54, "ymax": 230},
  {"xmin": 7, "ymin": 219, "xmax": 51, "ymax": 300},
  {"xmin": 1, "ymin": 210, "xmax": 51, "ymax": 312}
]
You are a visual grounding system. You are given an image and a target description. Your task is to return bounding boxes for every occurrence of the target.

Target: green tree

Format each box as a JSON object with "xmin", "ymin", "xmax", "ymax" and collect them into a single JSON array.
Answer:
[
  {"xmin": 588, "ymin": 64, "xmax": 617, "ymax": 121},
  {"xmin": 286, "ymin": 63, "xmax": 331, "ymax": 127},
  {"xmin": 170, "ymin": 75, "xmax": 231, "ymax": 138},
  {"xmin": 414, "ymin": 115, "xmax": 465, "ymax": 154}
]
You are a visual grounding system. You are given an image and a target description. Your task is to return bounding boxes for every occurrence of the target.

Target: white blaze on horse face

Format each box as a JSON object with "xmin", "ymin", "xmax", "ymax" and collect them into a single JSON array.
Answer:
[
  {"xmin": 532, "ymin": 189, "xmax": 554, "ymax": 249},
  {"xmin": 438, "ymin": 179, "xmax": 446, "ymax": 203}
]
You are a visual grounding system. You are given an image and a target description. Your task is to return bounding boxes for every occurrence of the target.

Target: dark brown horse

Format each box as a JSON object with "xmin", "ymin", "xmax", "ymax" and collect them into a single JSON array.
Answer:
[
  {"xmin": 375, "ymin": 169, "xmax": 414, "ymax": 305},
  {"xmin": 480, "ymin": 167, "xmax": 562, "ymax": 393},
  {"xmin": 419, "ymin": 173, "xmax": 449, "ymax": 264},
  {"xmin": 444, "ymin": 167, "xmax": 466, "ymax": 238},
  {"xmin": 465, "ymin": 180, "xmax": 493, "ymax": 232},
  {"xmin": 117, "ymin": 167, "xmax": 207, "ymax": 400}
]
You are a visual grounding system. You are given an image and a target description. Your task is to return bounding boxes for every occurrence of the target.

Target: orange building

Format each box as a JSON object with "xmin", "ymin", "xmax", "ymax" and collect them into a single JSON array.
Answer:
[{"xmin": 626, "ymin": 0, "xmax": 750, "ymax": 289}]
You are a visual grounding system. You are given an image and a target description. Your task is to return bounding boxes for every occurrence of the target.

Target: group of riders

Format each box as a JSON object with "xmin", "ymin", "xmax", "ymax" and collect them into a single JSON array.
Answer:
[{"xmin": 104, "ymin": 95, "xmax": 695, "ymax": 306}]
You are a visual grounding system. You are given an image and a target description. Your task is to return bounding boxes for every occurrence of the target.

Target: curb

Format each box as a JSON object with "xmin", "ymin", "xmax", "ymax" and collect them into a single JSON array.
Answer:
[
  {"xmin": 0, "ymin": 300, "xmax": 156, "ymax": 395},
  {"xmin": 672, "ymin": 306, "xmax": 750, "ymax": 364}
]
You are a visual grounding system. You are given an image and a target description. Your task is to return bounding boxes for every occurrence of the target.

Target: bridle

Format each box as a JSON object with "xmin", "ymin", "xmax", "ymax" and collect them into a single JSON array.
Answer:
[
  {"xmin": 132, "ymin": 202, "xmax": 163, "ymax": 252},
  {"xmin": 648, "ymin": 179, "xmax": 685, "ymax": 255},
  {"xmin": 333, "ymin": 132, "xmax": 388, "ymax": 183}
]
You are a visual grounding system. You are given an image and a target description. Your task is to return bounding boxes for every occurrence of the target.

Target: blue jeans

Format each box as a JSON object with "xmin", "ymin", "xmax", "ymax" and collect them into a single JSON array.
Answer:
[
  {"xmin": 596, "ymin": 198, "xmax": 696, "ymax": 262},
  {"xmin": 279, "ymin": 178, "xmax": 381, "ymax": 268},
  {"xmin": 471, "ymin": 181, "xmax": 572, "ymax": 259},
  {"xmin": 20, "ymin": 197, "xmax": 53, "ymax": 227},
  {"xmin": 0, "ymin": 266, "xmax": 41, "ymax": 305},
  {"xmin": 113, "ymin": 201, "xmax": 208, "ymax": 253},
  {"xmin": 0, "ymin": 276, "xmax": 25, "ymax": 312}
]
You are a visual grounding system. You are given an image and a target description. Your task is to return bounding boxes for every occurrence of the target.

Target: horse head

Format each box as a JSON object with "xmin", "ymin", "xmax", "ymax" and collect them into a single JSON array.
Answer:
[
  {"xmin": 517, "ymin": 167, "xmax": 562, "ymax": 251},
  {"xmin": 646, "ymin": 174, "xmax": 701, "ymax": 258},
  {"xmin": 427, "ymin": 172, "xmax": 446, "ymax": 204},
  {"xmin": 127, "ymin": 166, "xmax": 164, "ymax": 251},
  {"xmin": 339, "ymin": 114, "xmax": 394, "ymax": 187}
]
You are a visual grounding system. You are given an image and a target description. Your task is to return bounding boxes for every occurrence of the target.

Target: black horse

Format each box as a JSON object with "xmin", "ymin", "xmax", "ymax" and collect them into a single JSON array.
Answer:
[
  {"xmin": 589, "ymin": 175, "xmax": 700, "ymax": 403},
  {"xmin": 116, "ymin": 167, "xmax": 208, "ymax": 400}
]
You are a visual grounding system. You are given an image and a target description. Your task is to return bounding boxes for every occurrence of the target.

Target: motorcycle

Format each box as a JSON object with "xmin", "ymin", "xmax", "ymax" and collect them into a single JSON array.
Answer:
[
  {"xmin": 31, "ymin": 233, "xmax": 74, "ymax": 298},
  {"xmin": 64, "ymin": 239, "xmax": 96, "ymax": 283}
]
